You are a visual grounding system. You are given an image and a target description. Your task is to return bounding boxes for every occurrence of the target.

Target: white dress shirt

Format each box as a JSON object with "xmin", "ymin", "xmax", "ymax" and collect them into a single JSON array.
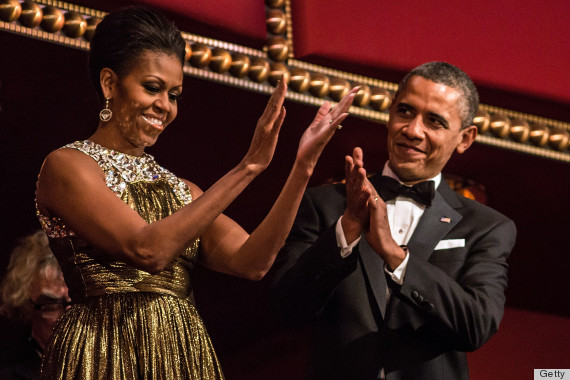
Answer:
[{"xmin": 335, "ymin": 162, "xmax": 441, "ymax": 284}]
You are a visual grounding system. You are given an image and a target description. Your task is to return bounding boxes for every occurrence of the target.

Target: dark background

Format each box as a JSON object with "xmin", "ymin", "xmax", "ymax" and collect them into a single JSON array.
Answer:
[{"xmin": 1, "ymin": 2, "xmax": 569, "ymax": 377}]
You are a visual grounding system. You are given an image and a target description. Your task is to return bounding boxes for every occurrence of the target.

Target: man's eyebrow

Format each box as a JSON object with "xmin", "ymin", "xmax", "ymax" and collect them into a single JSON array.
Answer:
[
  {"xmin": 397, "ymin": 102, "xmax": 415, "ymax": 110},
  {"xmin": 396, "ymin": 102, "xmax": 450, "ymax": 128},
  {"xmin": 427, "ymin": 112, "xmax": 450, "ymax": 129}
]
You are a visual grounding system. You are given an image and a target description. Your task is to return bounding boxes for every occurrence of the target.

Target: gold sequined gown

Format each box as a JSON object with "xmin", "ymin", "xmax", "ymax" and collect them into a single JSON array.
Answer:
[{"xmin": 37, "ymin": 140, "xmax": 224, "ymax": 379}]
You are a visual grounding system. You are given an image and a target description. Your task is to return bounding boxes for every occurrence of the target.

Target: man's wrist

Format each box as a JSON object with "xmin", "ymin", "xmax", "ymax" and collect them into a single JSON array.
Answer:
[
  {"xmin": 384, "ymin": 244, "xmax": 408, "ymax": 271},
  {"xmin": 384, "ymin": 245, "xmax": 410, "ymax": 284},
  {"xmin": 336, "ymin": 217, "xmax": 361, "ymax": 258},
  {"xmin": 341, "ymin": 211, "xmax": 364, "ymax": 244}
]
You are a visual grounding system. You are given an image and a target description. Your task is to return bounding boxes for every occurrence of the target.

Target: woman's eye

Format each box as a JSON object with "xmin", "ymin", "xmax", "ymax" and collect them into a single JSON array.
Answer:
[
  {"xmin": 168, "ymin": 93, "xmax": 179, "ymax": 102},
  {"xmin": 144, "ymin": 85, "xmax": 160, "ymax": 93}
]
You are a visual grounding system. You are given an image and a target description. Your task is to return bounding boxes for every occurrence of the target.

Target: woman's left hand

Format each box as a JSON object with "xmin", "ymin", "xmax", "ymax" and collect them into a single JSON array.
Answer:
[
  {"xmin": 241, "ymin": 80, "xmax": 287, "ymax": 175},
  {"xmin": 295, "ymin": 87, "xmax": 359, "ymax": 173}
]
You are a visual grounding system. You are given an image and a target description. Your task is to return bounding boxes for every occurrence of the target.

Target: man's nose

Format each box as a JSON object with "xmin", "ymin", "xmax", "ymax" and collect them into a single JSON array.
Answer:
[{"xmin": 403, "ymin": 117, "xmax": 425, "ymax": 139}]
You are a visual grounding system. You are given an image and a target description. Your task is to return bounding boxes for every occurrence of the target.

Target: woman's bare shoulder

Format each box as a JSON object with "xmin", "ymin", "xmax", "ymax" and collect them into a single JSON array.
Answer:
[
  {"xmin": 42, "ymin": 146, "xmax": 101, "ymax": 175},
  {"xmin": 38, "ymin": 147, "xmax": 106, "ymax": 197}
]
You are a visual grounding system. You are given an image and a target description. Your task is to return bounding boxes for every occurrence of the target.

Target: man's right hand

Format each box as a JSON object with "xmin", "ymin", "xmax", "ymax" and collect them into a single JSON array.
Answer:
[{"xmin": 341, "ymin": 147, "xmax": 373, "ymax": 244}]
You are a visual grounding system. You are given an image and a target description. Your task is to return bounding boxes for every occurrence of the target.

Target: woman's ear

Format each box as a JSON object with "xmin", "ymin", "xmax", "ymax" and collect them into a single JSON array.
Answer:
[{"xmin": 99, "ymin": 68, "xmax": 117, "ymax": 99}]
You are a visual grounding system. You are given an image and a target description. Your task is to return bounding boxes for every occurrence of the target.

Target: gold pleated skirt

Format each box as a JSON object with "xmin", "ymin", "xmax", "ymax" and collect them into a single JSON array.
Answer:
[{"xmin": 40, "ymin": 292, "xmax": 224, "ymax": 380}]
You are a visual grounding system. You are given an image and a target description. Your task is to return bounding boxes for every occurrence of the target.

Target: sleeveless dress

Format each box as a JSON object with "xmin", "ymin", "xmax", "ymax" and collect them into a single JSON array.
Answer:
[{"xmin": 37, "ymin": 140, "xmax": 224, "ymax": 379}]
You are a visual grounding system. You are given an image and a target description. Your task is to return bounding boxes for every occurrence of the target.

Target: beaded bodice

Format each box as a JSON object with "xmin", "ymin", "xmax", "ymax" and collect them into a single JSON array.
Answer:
[
  {"xmin": 36, "ymin": 140, "xmax": 198, "ymax": 302},
  {"xmin": 38, "ymin": 140, "xmax": 192, "ymax": 237}
]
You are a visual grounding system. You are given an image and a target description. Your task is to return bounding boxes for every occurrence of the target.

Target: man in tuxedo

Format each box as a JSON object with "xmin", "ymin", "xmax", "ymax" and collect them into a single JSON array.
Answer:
[{"xmin": 270, "ymin": 62, "xmax": 516, "ymax": 380}]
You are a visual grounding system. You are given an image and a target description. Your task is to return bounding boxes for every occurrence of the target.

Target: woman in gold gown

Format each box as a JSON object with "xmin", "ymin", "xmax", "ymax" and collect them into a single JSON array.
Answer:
[{"xmin": 35, "ymin": 6, "xmax": 357, "ymax": 380}]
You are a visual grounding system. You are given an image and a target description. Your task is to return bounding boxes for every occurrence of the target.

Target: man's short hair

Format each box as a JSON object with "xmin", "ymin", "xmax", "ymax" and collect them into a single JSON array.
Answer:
[{"xmin": 395, "ymin": 62, "xmax": 479, "ymax": 129}]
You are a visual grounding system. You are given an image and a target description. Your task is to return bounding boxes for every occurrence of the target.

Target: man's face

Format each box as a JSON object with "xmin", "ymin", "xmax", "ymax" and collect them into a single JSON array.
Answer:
[
  {"xmin": 29, "ymin": 270, "xmax": 69, "ymax": 346},
  {"xmin": 386, "ymin": 76, "xmax": 477, "ymax": 184}
]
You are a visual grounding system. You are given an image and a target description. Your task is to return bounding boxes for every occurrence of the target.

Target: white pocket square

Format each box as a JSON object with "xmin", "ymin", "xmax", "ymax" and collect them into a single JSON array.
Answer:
[{"xmin": 434, "ymin": 239, "xmax": 465, "ymax": 250}]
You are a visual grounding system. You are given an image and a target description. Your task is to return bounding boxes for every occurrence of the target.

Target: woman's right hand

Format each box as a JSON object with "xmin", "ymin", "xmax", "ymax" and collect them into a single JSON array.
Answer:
[
  {"xmin": 241, "ymin": 80, "xmax": 287, "ymax": 174},
  {"xmin": 295, "ymin": 87, "xmax": 359, "ymax": 174}
]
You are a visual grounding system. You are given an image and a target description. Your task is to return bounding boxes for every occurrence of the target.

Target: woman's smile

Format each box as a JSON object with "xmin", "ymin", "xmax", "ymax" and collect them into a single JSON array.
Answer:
[{"xmin": 141, "ymin": 114, "xmax": 165, "ymax": 131}]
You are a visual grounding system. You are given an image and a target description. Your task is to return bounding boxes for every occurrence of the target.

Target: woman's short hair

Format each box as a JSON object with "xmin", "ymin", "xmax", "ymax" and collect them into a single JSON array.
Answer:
[
  {"xmin": 88, "ymin": 6, "xmax": 187, "ymax": 101},
  {"xmin": 0, "ymin": 231, "xmax": 64, "ymax": 321}
]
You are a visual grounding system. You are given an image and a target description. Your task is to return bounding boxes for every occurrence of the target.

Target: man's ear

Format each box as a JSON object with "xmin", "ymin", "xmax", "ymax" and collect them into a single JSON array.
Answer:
[
  {"xmin": 99, "ymin": 68, "xmax": 118, "ymax": 99},
  {"xmin": 456, "ymin": 125, "xmax": 478, "ymax": 154}
]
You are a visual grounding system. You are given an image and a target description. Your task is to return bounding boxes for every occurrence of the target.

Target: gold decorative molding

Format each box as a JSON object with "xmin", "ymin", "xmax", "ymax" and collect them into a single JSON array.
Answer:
[
  {"xmin": 1, "ymin": 0, "xmax": 569, "ymax": 163},
  {"xmin": 264, "ymin": 0, "xmax": 294, "ymax": 59}
]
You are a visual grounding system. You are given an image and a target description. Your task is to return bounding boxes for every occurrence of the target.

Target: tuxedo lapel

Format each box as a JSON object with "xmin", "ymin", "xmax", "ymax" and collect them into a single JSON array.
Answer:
[
  {"xmin": 361, "ymin": 176, "xmax": 462, "ymax": 325},
  {"xmin": 406, "ymin": 182, "xmax": 462, "ymax": 261},
  {"xmin": 382, "ymin": 181, "xmax": 463, "ymax": 330},
  {"xmin": 357, "ymin": 174, "xmax": 393, "ymax": 320},
  {"xmin": 367, "ymin": 173, "xmax": 462, "ymax": 262},
  {"xmin": 359, "ymin": 239, "xmax": 388, "ymax": 319}
]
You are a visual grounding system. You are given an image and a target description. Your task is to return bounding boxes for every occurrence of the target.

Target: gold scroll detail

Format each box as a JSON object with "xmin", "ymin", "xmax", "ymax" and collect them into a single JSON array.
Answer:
[{"xmin": 1, "ymin": 0, "xmax": 569, "ymax": 162}]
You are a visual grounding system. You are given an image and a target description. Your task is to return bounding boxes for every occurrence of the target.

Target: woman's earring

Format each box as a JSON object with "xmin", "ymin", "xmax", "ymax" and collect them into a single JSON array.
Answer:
[{"xmin": 99, "ymin": 97, "xmax": 112, "ymax": 122}]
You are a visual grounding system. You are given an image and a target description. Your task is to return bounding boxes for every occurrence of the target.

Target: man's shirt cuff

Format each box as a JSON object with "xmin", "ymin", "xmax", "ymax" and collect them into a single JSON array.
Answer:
[
  {"xmin": 384, "ymin": 249, "xmax": 410, "ymax": 285},
  {"xmin": 336, "ymin": 216, "xmax": 361, "ymax": 258}
]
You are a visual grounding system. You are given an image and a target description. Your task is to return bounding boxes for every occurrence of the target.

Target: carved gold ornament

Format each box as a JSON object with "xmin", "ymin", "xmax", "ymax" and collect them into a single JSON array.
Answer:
[
  {"xmin": 1, "ymin": 0, "xmax": 568, "ymax": 162},
  {"xmin": 209, "ymin": 48, "xmax": 232, "ymax": 73},
  {"xmin": 62, "ymin": 11, "xmax": 85, "ymax": 38},
  {"xmin": 18, "ymin": 1, "xmax": 42, "ymax": 28},
  {"xmin": 229, "ymin": 53, "xmax": 251, "ymax": 78},
  {"xmin": 0, "ymin": 0, "xmax": 21, "ymax": 22}
]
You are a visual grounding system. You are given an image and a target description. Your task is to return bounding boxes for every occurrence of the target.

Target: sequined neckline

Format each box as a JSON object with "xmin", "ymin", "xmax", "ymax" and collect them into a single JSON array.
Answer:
[
  {"xmin": 81, "ymin": 140, "xmax": 154, "ymax": 162},
  {"xmin": 38, "ymin": 140, "xmax": 193, "ymax": 238}
]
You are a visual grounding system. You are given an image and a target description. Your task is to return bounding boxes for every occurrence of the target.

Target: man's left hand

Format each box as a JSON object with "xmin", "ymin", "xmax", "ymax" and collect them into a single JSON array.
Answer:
[{"xmin": 365, "ymin": 193, "xmax": 406, "ymax": 271}]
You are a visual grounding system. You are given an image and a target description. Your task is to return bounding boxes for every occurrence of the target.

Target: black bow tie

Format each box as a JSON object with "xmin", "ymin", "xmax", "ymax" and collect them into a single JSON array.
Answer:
[{"xmin": 378, "ymin": 176, "xmax": 435, "ymax": 207}]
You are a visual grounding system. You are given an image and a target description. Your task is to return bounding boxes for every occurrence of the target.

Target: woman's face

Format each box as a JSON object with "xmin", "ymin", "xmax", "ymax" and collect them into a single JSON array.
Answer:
[{"xmin": 108, "ymin": 51, "xmax": 183, "ymax": 151}]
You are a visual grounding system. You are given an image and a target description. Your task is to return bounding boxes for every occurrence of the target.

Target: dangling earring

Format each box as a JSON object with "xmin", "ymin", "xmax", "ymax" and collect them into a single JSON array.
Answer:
[{"xmin": 99, "ymin": 97, "xmax": 112, "ymax": 122}]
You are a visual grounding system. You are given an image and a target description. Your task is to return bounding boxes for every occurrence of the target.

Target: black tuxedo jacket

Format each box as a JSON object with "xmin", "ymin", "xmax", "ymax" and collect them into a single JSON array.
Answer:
[{"xmin": 271, "ymin": 174, "xmax": 516, "ymax": 380}]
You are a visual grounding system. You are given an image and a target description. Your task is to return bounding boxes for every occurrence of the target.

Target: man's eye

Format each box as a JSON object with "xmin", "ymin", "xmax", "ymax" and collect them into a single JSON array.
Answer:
[{"xmin": 429, "ymin": 117, "xmax": 444, "ymax": 128}]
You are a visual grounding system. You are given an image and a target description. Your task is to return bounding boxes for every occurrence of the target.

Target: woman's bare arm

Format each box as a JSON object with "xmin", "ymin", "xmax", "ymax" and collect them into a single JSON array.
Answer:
[
  {"xmin": 199, "ymin": 88, "xmax": 359, "ymax": 280},
  {"xmin": 36, "ymin": 82, "xmax": 288, "ymax": 274}
]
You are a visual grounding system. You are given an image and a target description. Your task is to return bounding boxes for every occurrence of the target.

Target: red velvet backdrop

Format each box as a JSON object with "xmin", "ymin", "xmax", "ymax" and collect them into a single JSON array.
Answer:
[
  {"xmin": 121, "ymin": 0, "xmax": 570, "ymax": 105},
  {"xmin": 290, "ymin": 0, "xmax": 570, "ymax": 104}
]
